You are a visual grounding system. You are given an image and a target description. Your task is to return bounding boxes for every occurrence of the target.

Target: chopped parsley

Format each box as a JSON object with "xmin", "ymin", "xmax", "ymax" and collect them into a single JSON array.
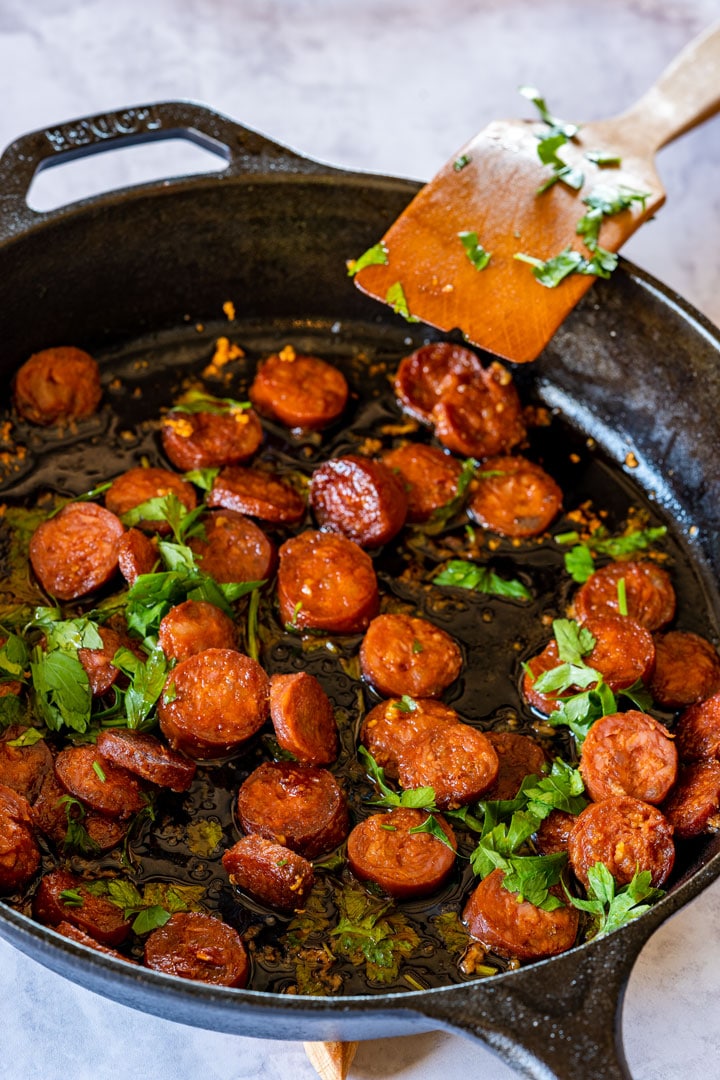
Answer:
[
  {"xmin": 358, "ymin": 747, "xmax": 455, "ymax": 853},
  {"xmin": 386, "ymin": 282, "xmax": 418, "ymax": 323},
  {"xmin": 346, "ymin": 242, "xmax": 389, "ymax": 277},
  {"xmin": 565, "ymin": 862, "xmax": 664, "ymax": 939},
  {"xmin": 556, "ymin": 524, "xmax": 667, "ymax": 583},
  {"xmin": 433, "ymin": 559, "xmax": 531, "ymax": 601},
  {"xmin": 458, "ymin": 231, "xmax": 492, "ymax": 271},
  {"xmin": 419, "ymin": 457, "xmax": 476, "ymax": 535},
  {"xmin": 169, "ymin": 389, "xmax": 251, "ymax": 416},
  {"xmin": 453, "ymin": 154, "xmax": 471, "ymax": 171}
]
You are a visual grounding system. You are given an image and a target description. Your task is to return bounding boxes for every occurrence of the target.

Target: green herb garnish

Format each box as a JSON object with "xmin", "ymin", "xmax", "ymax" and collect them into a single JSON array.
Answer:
[
  {"xmin": 433, "ymin": 559, "xmax": 531, "ymax": 601},
  {"xmin": 556, "ymin": 524, "xmax": 667, "ymax": 583},
  {"xmin": 565, "ymin": 862, "xmax": 664, "ymax": 939},
  {"xmin": 347, "ymin": 242, "xmax": 389, "ymax": 277},
  {"xmin": 386, "ymin": 282, "xmax": 419, "ymax": 323},
  {"xmin": 458, "ymin": 231, "xmax": 492, "ymax": 271}
]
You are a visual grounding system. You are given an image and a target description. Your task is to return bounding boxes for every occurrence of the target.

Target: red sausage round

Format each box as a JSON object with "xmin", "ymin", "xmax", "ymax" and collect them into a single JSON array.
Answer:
[
  {"xmin": 144, "ymin": 911, "xmax": 249, "ymax": 987},
  {"xmin": 0, "ymin": 784, "xmax": 40, "ymax": 893},
  {"xmin": 431, "ymin": 363, "xmax": 526, "ymax": 460},
  {"xmin": 396, "ymin": 723, "xmax": 499, "ymax": 809},
  {"xmin": 277, "ymin": 530, "xmax": 379, "ymax": 634},
  {"xmin": 568, "ymin": 795, "xmax": 675, "ymax": 888},
  {"xmin": 207, "ymin": 466, "xmax": 306, "ymax": 525},
  {"xmin": 382, "ymin": 443, "xmax": 463, "ymax": 524},
  {"xmin": 222, "ymin": 834, "xmax": 315, "ymax": 912},
  {"xmin": 0, "ymin": 725, "xmax": 53, "ymax": 803},
  {"xmin": 269, "ymin": 672, "xmax": 339, "ymax": 765},
  {"xmin": 54, "ymin": 745, "xmax": 146, "ymax": 819},
  {"xmin": 360, "ymin": 698, "xmax": 460, "ymax": 780},
  {"xmin": 96, "ymin": 730, "xmax": 197, "ymax": 792},
  {"xmin": 579, "ymin": 710, "xmax": 678, "ymax": 805},
  {"xmin": 77, "ymin": 625, "xmax": 128, "ymax": 697},
  {"xmin": 249, "ymin": 351, "xmax": 348, "ymax": 431},
  {"xmin": 347, "ymin": 807, "xmax": 457, "ymax": 899},
  {"xmin": 161, "ymin": 406, "xmax": 263, "ymax": 471},
  {"xmin": 661, "ymin": 761, "xmax": 720, "ymax": 839},
  {"xmin": 29, "ymin": 501, "xmax": 125, "ymax": 601},
  {"xmin": 116, "ymin": 527, "xmax": 158, "ymax": 584},
  {"xmin": 573, "ymin": 561, "xmax": 676, "ymax": 631},
  {"xmin": 34, "ymin": 869, "xmax": 132, "ymax": 946},
  {"xmin": 158, "ymin": 599, "xmax": 238, "ymax": 662},
  {"xmin": 468, "ymin": 456, "xmax": 563, "ymax": 538},
  {"xmin": 105, "ymin": 467, "xmax": 197, "ymax": 534},
  {"xmin": 393, "ymin": 342, "xmax": 485, "ymax": 424},
  {"xmin": 55, "ymin": 921, "xmax": 134, "ymax": 963},
  {"xmin": 533, "ymin": 809, "xmax": 578, "ymax": 856},
  {"xmin": 309, "ymin": 455, "xmax": 408, "ymax": 548},
  {"xmin": 650, "ymin": 631, "xmax": 720, "ymax": 709},
  {"xmin": 14, "ymin": 346, "xmax": 102, "ymax": 426},
  {"xmin": 359, "ymin": 613, "xmax": 463, "ymax": 699},
  {"xmin": 483, "ymin": 732, "xmax": 548, "ymax": 801},
  {"xmin": 189, "ymin": 510, "xmax": 276, "ymax": 584},
  {"xmin": 675, "ymin": 691, "xmax": 720, "ymax": 762}
]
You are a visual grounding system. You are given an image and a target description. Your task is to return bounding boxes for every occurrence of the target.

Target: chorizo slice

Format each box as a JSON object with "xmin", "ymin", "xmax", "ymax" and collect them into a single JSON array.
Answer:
[
  {"xmin": 189, "ymin": 509, "xmax": 276, "ymax": 584},
  {"xmin": 483, "ymin": 732, "xmax": 548, "ymax": 801},
  {"xmin": 14, "ymin": 346, "xmax": 102, "ymax": 426},
  {"xmin": 359, "ymin": 613, "xmax": 463, "ymax": 699},
  {"xmin": 347, "ymin": 807, "xmax": 457, "ymax": 899},
  {"xmin": 567, "ymin": 795, "xmax": 675, "ymax": 888},
  {"xmin": 206, "ymin": 465, "xmax": 306, "ymax": 525},
  {"xmin": 105, "ymin": 467, "xmax": 197, "ymax": 534},
  {"xmin": 573, "ymin": 561, "xmax": 676, "ymax": 631},
  {"xmin": 277, "ymin": 530, "xmax": 379, "ymax": 634},
  {"xmin": 54, "ymin": 745, "xmax": 146, "ymax": 819},
  {"xmin": 381, "ymin": 443, "xmax": 463, "ymax": 524},
  {"xmin": 463, "ymin": 868, "xmax": 579, "ymax": 962},
  {"xmin": 661, "ymin": 762, "xmax": 720, "ymax": 839},
  {"xmin": 33, "ymin": 869, "xmax": 132, "ymax": 946},
  {"xmin": 158, "ymin": 648, "xmax": 269, "ymax": 762},
  {"xmin": 158, "ymin": 599, "xmax": 238, "ymax": 663},
  {"xmin": 249, "ymin": 351, "xmax": 348, "ymax": 431},
  {"xmin": 579, "ymin": 710, "xmax": 677, "ymax": 805},
  {"xmin": 29, "ymin": 501, "xmax": 124, "ymax": 601},
  {"xmin": 360, "ymin": 698, "xmax": 460, "ymax": 780},
  {"xmin": 396, "ymin": 723, "xmax": 499, "ymax": 810},
  {"xmin": 32, "ymin": 772, "xmax": 126, "ymax": 853},
  {"xmin": 675, "ymin": 691, "xmax": 720, "ymax": 762},
  {"xmin": 431, "ymin": 363, "xmax": 526, "ymax": 460},
  {"xmin": 522, "ymin": 639, "xmax": 571, "ymax": 716},
  {"xmin": 0, "ymin": 725, "xmax": 53, "ymax": 803},
  {"xmin": 0, "ymin": 784, "xmax": 40, "ymax": 893},
  {"xmin": 144, "ymin": 911, "xmax": 249, "ymax": 987},
  {"xmin": 117, "ymin": 527, "xmax": 157, "ymax": 585},
  {"xmin": 236, "ymin": 761, "xmax": 349, "ymax": 860},
  {"xmin": 533, "ymin": 809, "xmax": 578, "ymax": 856},
  {"xmin": 650, "ymin": 631, "xmax": 720, "ymax": 710},
  {"xmin": 77, "ymin": 625, "xmax": 127, "ymax": 697},
  {"xmin": 468, "ymin": 456, "xmax": 562, "ymax": 538},
  {"xmin": 309, "ymin": 456, "xmax": 408, "ymax": 548},
  {"xmin": 393, "ymin": 342, "xmax": 485, "ymax": 424},
  {"xmin": 222, "ymin": 834, "xmax": 315, "ymax": 912},
  {"xmin": 54, "ymin": 921, "xmax": 134, "ymax": 963},
  {"xmin": 269, "ymin": 672, "xmax": 339, "ymax": 765},
  {"xmin": 96, "ymin": 730, "xmax": 197, "ymax": 792},
  {"xmin": 161, "ymin": 406, "xmax": 263, "ymax": 472}
]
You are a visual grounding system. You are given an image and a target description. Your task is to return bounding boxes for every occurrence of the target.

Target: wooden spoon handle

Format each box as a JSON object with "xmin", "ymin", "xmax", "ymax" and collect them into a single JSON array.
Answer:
[{"xmin": 304, "ymin": 1040, "xmax": 359, "ymax": 1080}]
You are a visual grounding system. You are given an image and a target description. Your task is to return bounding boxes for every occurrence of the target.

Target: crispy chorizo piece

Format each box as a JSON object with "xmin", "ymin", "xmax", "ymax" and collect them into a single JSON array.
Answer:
[
  {"xmin": 650, "ymin": 631, "xmax": 720, "ymax": 710},
  {"xmin": 222, "ymin": 834, "xmax": 315, "ymax": 912},
  {"xmin": 381, "ymin": 443, "xmax": 463, "ymax": 524},
  {"xmin": 483, "ymin": 732, "xmax": 548, "ymax": 801},
  {"xmin": 236, "ymin": 761, "xmax": 349, "ymax": 859},
  {"xmin": 269, "ymin": 672, "xmax": 339, "ymax": 765},
  {"xmin": 96, "ymin": 730, "xmax": 197, "ymax": 792},
  {"xmin": 360, "ymin": 698, "xmax": 460, "ymax": 780},
  {"xmin": 158, "ymin": 648, "xmax": 269, "ymax": 762},
  {"xmin": 309, "ymin": 456, "xmax": 408, "ymax": 548},
  {"xmin": 347, "ymin": 807, "xmax": 457, "ymax": 899},
  {"xmin": 579, "ymin": 711, "xmax": 677, "ymax": 805},
  {"xmin": 359, "ymin": 613, "xmax": 463, "ymax": 699},
  {"xmin": 534, "ymin": 809, "xmax": 578, "ymax": 856},
  {"xmin": 573, "ymin": 561, "xmax": 676, "ymax": 631},
  {"xmin": 468, "ymin": 455, "xmax": 563, "ymax": 538},
  {"xmin": 675, "ymin": 691, "xmax": 720, "ymax": 762},
  {"xmin": 393, "ymin": 342, "xmax": 485, "ymax": 424},
  {"xmin": 33, "ymin": 869, "xmax": 132, "ymax": 946},
  {"xmin": 13, "ymin": 346, "xmax": 102, "ymax": 426},
  {"xmin": 0, "ymin": 725, "xmax": 53, "ymax": 803},
  {"xmin": 431, "ymin": 363, "xmax": 526, "ymax": 460},
  {"xmin": 567, "ymin": 795, "xmax": 675, "ymax": 888},
  {"xmin": 144, "ymin": 911, "xmax": 249, "ymax": 987},
  {"xmin": 249, "ymin": 352, "xmax": 348, "ymax": 431},
  {"xmin": 161, "ymin": 406, "xmax": 263, "ymax": 472},
  {"xmin": 463, "ymin": 868, "xmax": 579, "ymax": 961},
  {"xmin": 396, "ymin": 723, "xmax": 499, "ymax": 810},
  {"xmin": 55, "ymin": 745, "xmax": 146, "ymax": 819},
  {"xmin": 277, "ymin": 530, "xmax": 379, "ymax": 634},
  {"xmin": 84, "ymin": 814, "xmax": 128, "ymax": 852},
  {"xmin": 29, "ymin": 501, "xmax": 125, "ymax": 601},
  {"xmin": 206, "ymin": 466, "xmax": 306, "ymax": 525},
  {"xmin": 55, "ymin": 921, "xmax": 134, "ymax": 963},
  {"xmin": 189, "ymin": 509, "xmax": 276, "ymax": 584},
  {"xmin": 32, "ymin": 772, "xmax": 126, "ymax": 852},
  {"xmin": 158, "ymin": 599, "xmax": 237, "ymax": 663},
  {"xmin": 116, "ymin": 527, "xmax": 157, "ymax": 585},
  {"xmin": 0, "ymin": 784, "xmax": 40, "ymax": 892},
  {"xmin": 661, "ymin": 762, "xmax": 720, "ymax": 839},
  {"xmin": 105, "ymin": 467, "xmax": 197, "ymax": 534},
  {"xmin": 77, "ymin": 625, "xmax": 127, "ymax": 697}
]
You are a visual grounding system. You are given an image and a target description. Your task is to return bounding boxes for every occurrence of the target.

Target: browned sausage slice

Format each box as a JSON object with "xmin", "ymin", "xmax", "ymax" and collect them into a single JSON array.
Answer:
[
  {"xmin": 189, "ymin": 510, "xmax": 276, "ymax": 584},
  {"xmin": 573, "ymin": 561, "xmax": 676, "ymax": 631},
  {"xmin": 54, "ymin": 745, "xmax": 146, "ymax": 818},
  {"xmin": 650, "ymin": 631, "xmax": 720, "ymax": 709},
  {"xmin": 0, "ymin": 784, "xmax": 40, "ymax": 892},
  {"xmin": 206, "ymin": 466, "xmax": 306, "ymax": 525},
  {"xmin": 277, "ymin": 530, "xmax": 379, "ymax": 634},
  {"xmin": 393, "ymin": 342, "xmax": 485, "ymax": 424},
  {"xmin": 359, "ymin": 613, "xmax": 463, "ymax": 699},
  {"xmin": 77, "ymin": 625, "xmax": 127, "ymax": 697},
  {"xmin": 567, "ymin": 795, "xmax": 675, "ymax": 888},
  {"xmin": 468, "ymin": 456, "xmax": 563, "ymax": 538},
  {"xmin": 579, "ymin": 710, "xmax": 677, "ymax": 805},
  {"xmin": 360, "ymin": 698, "xmax": 460, "ymax": 780},
  {"xmin": 431, "ymin": 363, "xmax": 526, "ymax": 460},
  {"xmin": 96, "ymin": 730, "xmax": 197, "ymax": 792},
  {"xmin": 236, "ymin": 761, "xmax": 349, "ymax": 859},
  {"xmin": 33, "ymin": 869, "xmax": 132, "ymax": 945},
  {"xmin": 55, "ymin": 920, "xmax": 134, "ymax": 962},
  {"xmin": 483, "ymin": 732, "xmax": 548, "ymax": 800},
  {"xmin": 661, "ymin": 762, "xmax": 720, "ymax": 839},
  {"xmin": 117, "ymin": 528, "xmax": 157, "ymax": 585},
  {"xmin": 249, "ymin": 351, "xmax": 348, "ymax": 431},
  {"xmin": 396, "ymin": 723, "xmax": 499, "ymax": 809},
  {"xmin": 144, "ymin": 911, "xmax": 249, "ymax": 987},
  {"xmin": 222, "ymin": 834, "xmax": 315, "ymax": 911},
  {"xmin": 0, "ymin": 725, "xmax": 53, "ymax": 803},
  {"xmin": 269, "ymin": 672, "xmax": 339, "ymax": 765},
  {"xmin": 161, "ymin": 406, "xmax": 263, "ymax": 471},
  {"xmin": 14, "ymin": 346, "xmax": 102, "ymax": 426},
  {"xmin": 347, "ymin": 807, "xmax": 457, "ymax": 899},
  {"xmin": 32, "ymin": 772, "xmax": 126, "ymax": 852},
  {"xmin": 382, "ymin": 443, "xmax": 463, "ymax": 524},
  {"xmin": 158, "ymin": 599, "xmax": 237, "ymax": 662},
  {"xmin": 675, "ymin": 691, "xmax": 720, "ymax": 762},
  {"xmin": 105, "ymin": 467, "xmax": 197, "ymax": 534},
  {"xmin": 29, "ymin": 502, "xmax": 125, "ymax": 601},
  {"xmin": 158, "ymin": 648, "xmax": 269, "ymax": 761},
  {"xmin": 309, "ymin": 456, "xmax": 408, "ymax": 548},
  {"xmin": 533, "ymin": 809, "xmax": 578, "ymax": 856},
  {"xmin": 463, "ymin": 868, "xmax": 579, "ymax": 961}
]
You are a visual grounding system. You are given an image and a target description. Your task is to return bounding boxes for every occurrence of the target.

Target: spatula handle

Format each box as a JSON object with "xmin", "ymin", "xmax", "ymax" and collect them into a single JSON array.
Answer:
[{"xmin": 624, "ymin": 20, "xmax": 720, "ymax": 152}]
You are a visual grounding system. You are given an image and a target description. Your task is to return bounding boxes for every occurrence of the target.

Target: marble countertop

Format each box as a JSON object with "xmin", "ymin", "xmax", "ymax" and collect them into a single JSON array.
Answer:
[{"xmin": 1, "ymin": 2, "xmax": 719, "ymax": 1078}]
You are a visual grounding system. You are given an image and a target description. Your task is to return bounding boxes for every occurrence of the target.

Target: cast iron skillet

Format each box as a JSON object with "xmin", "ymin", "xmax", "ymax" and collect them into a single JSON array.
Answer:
[{"xmin": 1, "ymin": 101, "xmax": 719, "ymax": 1080}]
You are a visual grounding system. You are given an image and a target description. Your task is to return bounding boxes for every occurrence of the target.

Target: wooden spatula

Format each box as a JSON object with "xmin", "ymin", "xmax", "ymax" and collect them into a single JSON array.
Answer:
[{"xmin": 353, "ymin": 21, "xmax": 720, "ymax": 364}]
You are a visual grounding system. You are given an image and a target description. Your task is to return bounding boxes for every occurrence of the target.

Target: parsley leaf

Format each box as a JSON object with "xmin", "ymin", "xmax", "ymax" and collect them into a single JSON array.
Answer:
[
  {"xmin": 30, "ymin": 647, "xmax": 92, "ymax": 733},
  {"xmin": 386, "ymin": 282, "xmax": 419, "ymax": 323},
  {"xmin": 433, "ymin": 560, "xmax": 531, "ymax": 601},
  {"xmin": 330, "ymin": 883, "xmax": 421, "ymax": 983},
  {"xmin": 120, "ymin": 493, "xmax": 205, "ymax": 546},
  {"xmin": 183, "ymin": 467, "xmax": 220, "ymax": 492},
  {"xmin": 58, "ymin": 794, "xmax": 101, "ymax": 856},
  {"xmin": 556, "ymin": 524, "xmax": 667, "ymax": 583},
  {"xmin": 358, "ymin": 746, "xmax": 437, "ymax": 812},
  {"xmin": 111, "ymin": 644, "xmax": 168, "ymax": 730},
  {"xmin": 514, "ymin": 247, "xmax": 587, "ymax": 288},
  {"xmin": 169, "ymin": 390, "xmax": 250, "ymax": 416},
  {"xmin": 458, "ymin": 231, "xmax": 492, "ymax": 271},
  {"xmin": 565, "ymin": 862, "xmax": 664, "ymax": 939},
  {"xmin": 347, "ymin": 242, "xmax": 388, "ymax": 277},
  {"xmin": 418, "ymin": 458, "xmax": 476, "ymax": 535}
]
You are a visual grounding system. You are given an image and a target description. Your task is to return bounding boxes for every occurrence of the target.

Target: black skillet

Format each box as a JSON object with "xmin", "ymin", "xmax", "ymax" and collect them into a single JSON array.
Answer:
[{"xmin": 0, "ymin": 101, "xmax": 719, "ymax": 1080}]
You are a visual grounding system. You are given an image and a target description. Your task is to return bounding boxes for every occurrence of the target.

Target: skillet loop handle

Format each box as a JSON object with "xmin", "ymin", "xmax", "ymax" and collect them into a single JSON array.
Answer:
[{"xmin": 0, "ymin": 100, "xmax": 333, "ymax": 238}]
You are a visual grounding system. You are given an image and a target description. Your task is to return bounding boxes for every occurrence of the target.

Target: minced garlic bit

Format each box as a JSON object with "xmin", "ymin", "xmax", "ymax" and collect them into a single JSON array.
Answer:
[
  {"xmin": 625, "ymin": 452, "xmax": 639, "ymax": 469},
  {"xmin": 222, "ymin": 300, "xmax": 236, "ymax": 321},
  {"xmin": 164, "ymin": 416, "xmax": 194, "ymax": 438},
  {"xmin": 278, "ymin": 344, "xmax": 296, "ymax": 363},
  {"xmin": 202, "ymin": 336, "xmax": 245, "ymax": 378}
]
